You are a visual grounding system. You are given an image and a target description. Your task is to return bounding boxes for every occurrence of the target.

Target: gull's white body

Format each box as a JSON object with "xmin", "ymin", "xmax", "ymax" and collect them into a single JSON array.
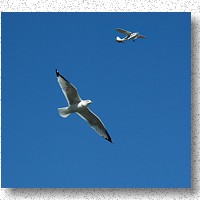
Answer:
[
  {"xmin": 58, "ymin": 101, "xmax": 91, "ymax": 118},
  {"xmin": 56, "ymin": 69, "xmax": 112, "ymax": 143},
  {"xmin": 116, "ymin": 28, "xmax": 146, "ymax": 43}
]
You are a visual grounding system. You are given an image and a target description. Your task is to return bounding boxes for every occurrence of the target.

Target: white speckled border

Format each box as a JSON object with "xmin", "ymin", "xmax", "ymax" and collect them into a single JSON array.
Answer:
[{"xmin": 0, "ymin": 0, "xmax": 199, "ymax": 199}]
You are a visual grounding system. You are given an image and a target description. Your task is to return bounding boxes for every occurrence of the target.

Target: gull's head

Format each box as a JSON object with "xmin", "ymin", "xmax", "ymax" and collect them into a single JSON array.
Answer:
[{"xmin": 82, "ymin": 100, "xmax": 93, "ymax": 107}]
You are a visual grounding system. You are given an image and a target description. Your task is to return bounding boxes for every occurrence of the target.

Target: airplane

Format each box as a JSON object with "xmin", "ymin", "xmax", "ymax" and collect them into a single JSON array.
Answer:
[{"xmin": 115, "ymin": 28, "xmax": 147, "ymax": 43}]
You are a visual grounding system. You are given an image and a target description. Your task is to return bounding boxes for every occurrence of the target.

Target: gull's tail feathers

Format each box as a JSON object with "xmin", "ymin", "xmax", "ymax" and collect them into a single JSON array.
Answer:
[{"xmin": 58, "ymin": 107, "xmax": 71, "ymax": 118}]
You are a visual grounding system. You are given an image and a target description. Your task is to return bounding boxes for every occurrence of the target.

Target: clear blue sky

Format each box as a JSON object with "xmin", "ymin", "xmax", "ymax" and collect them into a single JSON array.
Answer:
[{"xmin": 2, "ymin": 12, "xmax": 191, "ymax": 188}]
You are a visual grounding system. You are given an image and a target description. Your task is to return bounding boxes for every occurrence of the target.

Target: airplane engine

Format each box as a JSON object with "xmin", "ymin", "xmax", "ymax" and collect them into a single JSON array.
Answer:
[{"xmin": 115, "ymin": 36, "xmax": 123, "ymax": 43}]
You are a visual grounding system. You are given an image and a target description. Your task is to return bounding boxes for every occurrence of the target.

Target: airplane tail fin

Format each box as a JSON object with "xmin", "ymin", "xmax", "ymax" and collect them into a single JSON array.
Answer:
[
  {"xmin": 137, "ymin": 34, "xmax": 146, "ymax": 39},
  {"xmin": 58, "ymin": 107, "xmax": 71, "ymax": 118}
]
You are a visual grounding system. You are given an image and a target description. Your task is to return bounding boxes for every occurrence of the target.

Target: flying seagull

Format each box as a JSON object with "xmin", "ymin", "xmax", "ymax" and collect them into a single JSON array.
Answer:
[
  {"xmin": 56, "ymin": 69, "xmax": 112, "ymax": 143},
  {"xmin": 115, "ymin": 28, "xmax": 146, "ymax": 43}
]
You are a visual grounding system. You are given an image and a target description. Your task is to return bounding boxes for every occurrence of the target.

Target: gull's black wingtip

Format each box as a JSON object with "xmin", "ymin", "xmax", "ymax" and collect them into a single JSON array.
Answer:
[
  {"xmin": 56, "ymin": 69, "xmax": 59, "ymax": 77},
  {"xmin": 55, "ymin": 69, "xmax": 70, "ymax": 83},
  {"xmin": 106, "ymin": 137, "xmax": 113, "ymax": 144},
  {"xmin": 105, "ymin": 130, "xmax": 113, "ymax": 144}
]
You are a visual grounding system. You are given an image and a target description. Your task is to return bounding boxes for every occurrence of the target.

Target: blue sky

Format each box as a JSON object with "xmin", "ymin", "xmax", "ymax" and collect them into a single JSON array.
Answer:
[{"xmin": 2, "ymin": 12, "xmax": 191, "ymax": 188}]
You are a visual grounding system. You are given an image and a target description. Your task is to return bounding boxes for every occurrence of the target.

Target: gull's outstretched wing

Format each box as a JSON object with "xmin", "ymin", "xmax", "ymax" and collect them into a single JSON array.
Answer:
[
  {"xmin": 56, "ymin": 69, "xmax": 81, "ymax": 105},
  {"xmin": 116, "ymin": 28, "xmax": 132, "ymax": 36},
  {"xmin": 77, "ymin": 108, "xmax": 112, "ymax": 143}
]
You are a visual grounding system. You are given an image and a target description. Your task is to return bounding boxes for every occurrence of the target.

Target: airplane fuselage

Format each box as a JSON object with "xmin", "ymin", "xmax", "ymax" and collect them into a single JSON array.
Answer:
[
  {"xmin": 116, "ymin": 32, "xmax": 139, "ymax": 43},
  {"xmin": 128, "ymin": 32, "xmax": 139, "ymax": 39}
]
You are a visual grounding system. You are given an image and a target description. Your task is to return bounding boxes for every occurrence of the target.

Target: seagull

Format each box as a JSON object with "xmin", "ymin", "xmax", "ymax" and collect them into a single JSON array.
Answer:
[
  {"xmin": 56, "ymin": 69, "xmax": 112, "ymax": 143},
  {"xmin": 115, "ymin": 28, "xmax": 146, "ymax": 43}
]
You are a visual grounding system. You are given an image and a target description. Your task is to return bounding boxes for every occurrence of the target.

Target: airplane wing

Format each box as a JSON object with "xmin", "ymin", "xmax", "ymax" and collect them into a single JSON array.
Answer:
[{"xmin": 116, "ymin": 28, "xmax": 132, "ymax": 36}]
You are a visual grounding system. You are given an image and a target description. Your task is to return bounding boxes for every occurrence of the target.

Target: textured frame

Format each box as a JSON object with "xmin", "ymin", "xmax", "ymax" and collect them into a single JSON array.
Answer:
[{"xmin": 0, "ymin": 0, "xmax": 199, "ymax": 199}]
